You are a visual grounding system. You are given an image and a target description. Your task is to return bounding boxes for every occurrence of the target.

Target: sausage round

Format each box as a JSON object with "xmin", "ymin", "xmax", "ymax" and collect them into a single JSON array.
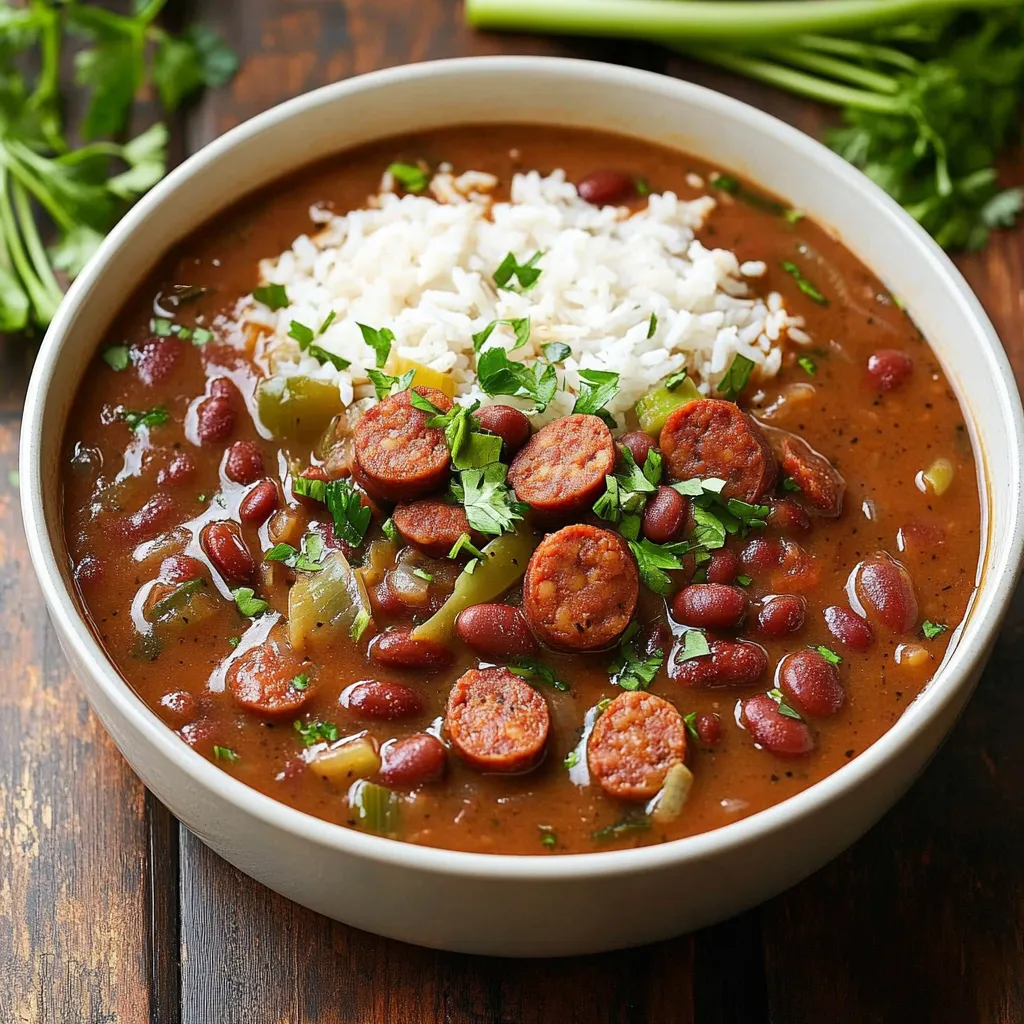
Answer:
[
  {"xmin": 228, "ymin": 634, "xmax": 312, "ymax": 717},
  {"xmin": 523, "ymin": 524, "xmax": 639, "ymax": 651},
  {"xmin": 352, "ymin": 386, "xmax": 452, "ymax": 502},
  {"xmin": 445, "ymin": 667, "xmax": 550, "ymax": 773},
  {"xmin": 772, "ymin": 431, "xmax": 844, "ymax": 517},
  {"xmin": 507, "ymin": 413, "xmax": 615, "ymax": 516},
  {"xmin": 392, "ymin": 500, "xmax": 473, "ymax": 558},
  {"xmin": 659, "ymin": 398, "xmax": 777, "ymax": 502},
  {"xmin": 587, "ymin": 691, "xmax": 687, "ymax": 801}
]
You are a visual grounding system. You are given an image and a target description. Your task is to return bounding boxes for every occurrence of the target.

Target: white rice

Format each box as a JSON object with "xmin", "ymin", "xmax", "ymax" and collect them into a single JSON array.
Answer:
[{"xmin": 236, "ymin": 168, "xmax": 807, "ymax": 425}]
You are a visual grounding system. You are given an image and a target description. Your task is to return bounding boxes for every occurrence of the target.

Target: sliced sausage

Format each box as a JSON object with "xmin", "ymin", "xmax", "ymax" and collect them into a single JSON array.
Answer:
[
  {"xmin": 445, "ymin": 667, "xmax": 550, "ymax": 773},
  {"xmin": 768, "ymin": 428, "xmax": 844, "ymax": 517},
  {"xmin": 392, "ymin": 500, "xmax": 473, "ymax": 558},
  {"xmin": 456, "ymin": 604, "xmax": 537, "ymax": 659},
  {"xmin": 659, "ymin": 399, "xmax": 777, "ymax": 502},
  {"xmin": 669, "ymin": 637, "xmax": 768, "ymax": 689},
  {"xmin": 228, "ymin": 633, "xmax": 312, "ymax": 716},
  {"xmin": 508, "ymin": 413, "xmax": 615, "ymax": 516},
  {"xmin": 523, "ymin": 524, "xmax": 638, "ymax": 651},
  {"xmin": 352, "ymin": 386, "xmax": 453, "ymax": 502},
  {"xmin": 587, "ymin": 691, "xmax": 687, "ymax": 801}
]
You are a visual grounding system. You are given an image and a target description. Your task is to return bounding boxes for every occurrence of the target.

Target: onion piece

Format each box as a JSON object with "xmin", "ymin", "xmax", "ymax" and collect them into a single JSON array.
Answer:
[
  {"xmin": 918, "ymin": 458, "xmax": 954, "ymax": 496},
  {"xmin": 648, "ymin": 763, "xmax": 695, "ymax": 824},
  {"xmin": 288, "ymin": 549, "xmax": 372, "ymax": 655}
]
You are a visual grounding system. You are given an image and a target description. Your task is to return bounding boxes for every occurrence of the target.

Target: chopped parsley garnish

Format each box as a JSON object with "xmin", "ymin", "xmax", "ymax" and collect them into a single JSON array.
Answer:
[
  {"xmin": 213, "ymin": 745, "xmax": 239, "ymax": 762},
  {"xmin": 663, "ymin": 368, "xmax": 689, "ymax": 391},
  {"xmin": 572, "ymin": 368, "xmax": 620, "ymax": 427},
  {"xmin": 509, "ymin": 657, "xmax": 570, "ymax": 692},
  {"xmin": 797, "ymin": 354, "xmax": 818, "ymax": 376},
  {"xmin": 716, "ymin": 353, "xmax": 756, "ymax": 401},
  {"xmin": 767, "ymin": 687, "xmax": 803, "ymax": 720},
  {"xmin": 381, "ymin": 517, "xmax": 398, "ymax": 543},
  {"xmin": 366, "ymin": 368, "xmax": 415, "ymax": 400},
  {"xmin": 471, "ymin": 317, "xmax": 531, "ymax": 354},
  {"xmin": 476, "ymin": 346, "xmax": 557, "ymax": 412},
  {"xmin": 388, "ymin": 161, "xmax": 430, "ymax": 192},
  {"xmin": 726, "ymin": 497, "xmax": 770, "ymax": 529},
  {"xmin": 782, "ymin": 476, "xmax": 802, "ymax": 492},
  {"xmin": 815, "ymin": 645, "xmax": 843, "ymax": 665},
  {"xmin": 592, "ymin": 816, "xmax": 651, "ymax": 843},
  {"xmin": 103, "ymin": 345, "xmax": 130, "ymax": 371},
  {"xmin": 294, "ymin": 720, "xmax": 339, "ymax": 747},
  {"xmin": 318, "ymin": 310, "xmax": 336, "ymax": 334},
  {"xmin": 675, "ymin": 629, "xmax": 711, "ymax": 663},
  {"xmin": 253, "ymin": 283, "xmax": 289, "ymax": 310},
  {"xmin": 627, "ymin": 537, "xmax": 690, "ymax": 594},
  {"xmin": 121, "ymin": 406, "xmax": 169, "ymax": 432},
  {"xmin": 539, "ymin": 825, "xmax": 558, "ymax": 848},
  {"xmin": 781, "ymin": 261, "xmax": 829, "ymax": 305},
  {"xmin": 324, "ymin": 479, "xmax": 372, "ymax": 547},
  {"xmin": 288, "ymin": 318, "xmax": 350, "ymax": 370},
  {"xmin": 291, "ymin": 474, "xmax": 327, "ymax": 503},
  {"xmin": 290, "ymin": 673, "xmax": 309, "ymax": 691},
  {"xmin": 493, "ymin": 250, "xmax": 543, "ymax": 292},
  {"xmin": 227, "ymin": 636, "xmax": 241, "ymax": 649},
  {"xmin": 711, "ymin": 173, "xmax": 790, "ymax": 217},
  {"xmin": 356, "ymin": 322, "xmax": 396, "ymax": 367},
  {"xmin": 411, "ymin": 567, "xmax": 434, "ymax": 583},
  {"xmin": 350, "ymin": 608, "xmax": 371, "ymax": 642},
  {"xmin": 646, "ymin": 312, "xmax": 658, "ymax": 338},
  {"xmin": 636, "ymin": 177, "xmax": 651, "ymax": 196},
  {"xmin": 683, "ymin": 711, "xmax": 701, "ymax": 743},
  {"xmin": 596, "ymin": 697, "xmax": 613, "ymax": 714},
  {"xmin": 427, "ymin": 403, "xmax": 502, "ymax": 470},
  {"xmin": 736, "ymin": 574, "xmax": 753, "ymax": 587},
  {"xmin": 922, "ymin": 620, "xmax": 948, "ymax": 640},
  {"xmin": 450, "ymin": 464, "xmax": 526, "ymax": 536},
  {"xmin": 448, "ymin": 532, "xmax": 486, "ymax": 561},
  {"xmin": 287, "ymin": 320, "xmax": 314, "ymax": 347},
  {"xmin": 563, "ymin": 749, "xmax": 580, "ymax": 769},
  {"xmin": 608, "ymin": 622, "xmax": 664, "ymax": 692},
  {"xmin": 150, "ymin": 316, "xmax": 173, "ymax": 336},
  {"xmin": 593, "ymin": 446, "xmax": 657, "ymax": 524},
  {"xmin": 542, "ymin": 342, "xmax": 571, "ymax": 364},
  {"xmin": 232, "ymin": 587, "xmax": 268, "ymax": 618},
  {"xmin": 264, "ymin": 533, "xmax": 327, "ymax": 573},
  {"xmin": 409, "ymin": 390, "xmax": 445, "ymax": 415}
]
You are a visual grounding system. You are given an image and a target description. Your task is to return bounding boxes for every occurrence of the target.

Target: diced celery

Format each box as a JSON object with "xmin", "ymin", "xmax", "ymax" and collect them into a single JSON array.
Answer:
[
  {"xmin": 313, "ymin": 736, "xmax": 381, "ymax": 782},
  {"xmin": 257, "ymin": 375, "xmax": 342, "ymax": 442},
  {"xmin": 389, "ymin": 356, "xmax": 457, "ymax": 399},
  {"xmin": 634, "ymin": 376, "xmax": 701, "ymax": 436},
  {"xmin": 288, "ymin": 550, "xmax": 372, "ymax": 655},
  {"xmin": 410, "ymin": 526, "xmax": 537, "ymax": 643},
  {"xmin": 350, "ymin": 780, "xmax": 402, "ymax": 837}
]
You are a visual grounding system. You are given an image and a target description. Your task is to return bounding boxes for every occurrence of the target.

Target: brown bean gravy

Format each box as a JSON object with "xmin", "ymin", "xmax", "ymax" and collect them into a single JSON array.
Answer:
[{"xmin": 61, "ymin": 125, "xmax": 982, "ymax": 855}]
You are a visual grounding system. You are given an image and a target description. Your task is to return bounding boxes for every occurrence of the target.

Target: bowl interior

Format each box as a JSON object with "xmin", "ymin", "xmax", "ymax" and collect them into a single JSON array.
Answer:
[{"xmin": 22, "ymin": 57, "xmax": 1024, "ymax": 874}]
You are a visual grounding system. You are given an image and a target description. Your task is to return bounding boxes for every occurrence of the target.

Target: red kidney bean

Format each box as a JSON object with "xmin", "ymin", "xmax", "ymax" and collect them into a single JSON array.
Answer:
[
  {"xmin": 368, "ymin": 630, "xmax": 455, "ymax": 671},
  {"xmin": 178, "ymin": 718, "xmax": 217, "ymax": 748},
  {"xmin": 740, "ymin": 536, "xmax": 783, "ymax": 573},
  {"xmin": 134, "ymin": 337, "xmax": 182, "ymax": 386},
  {"xmin": 201, "ymin": 521, "xmax": 255, "ymax": 580},
  {"xmin": 867, "ymin": 349, "xmax": 913, "ymax": 391},
  {"xmin": 473, "ymin": 405, "xmax": 531, "ymax": 455},
  {"xmin": 898, "ymin": 521, "xmax": 947, "ymax": 554},
  {"xmin": 757, "ymin": 594, "xmax": 806, "ymax": 638},
  {"xmin": 851, "ymin": 554, "xmax": 919, "ymax": 633},
  {"xmin": 158, "ymin": 452, "xmax": 195, "ymax": 487},
  {"xmin": 378, "ymin": 733, "xmax": 446, "ymax": 787},
  {"xmin": 641, "ymin": 619, "xmax": 672, "ymax": 660},
  {"xmin": 670, "ymin": 638, "xmax": 768, "ymax": 688},
  {"xmin": 239, "ymin": 479, "xmax": 279, "ymax": 524},
  {"xmin": 74, "ymin": 555, "xmax": 105, "ymax": 588},
  {"xmin": 224, "ymin": 440, "xmax": 264, "ymax": 484},
  {"xmin": 705, "ymin": 548, "xmax": 740, "ymax": 585},
  {"xmin": 113, "ymin": 493, "xmax": 175, "ymax": 542},
  {"xmin": 741, "ymin": 694, "xmax": 815, "ymax": 757},
  {"xmin": 643, "ymin": 486, "xmax": 688, "ymax": 544},
  {"xmin": 617, "ymin": 431, "xmax": 656, "ymax": 469},
  {"xmin": 779, "ymin": 650, "xmax": 844, "ymax": 718},
  {"xmin": 695, "ymin": 712, "xmax": 722, "ymax": 747},
  {"xmin": 772, "ymin": 540, "xmax": 820, "ymax": 593},
  {"xmin": 196, "ymin": 397, "xmax": 235, "ymax": 444},
  {"xmin": 456, "ymin": 604, "xmax": 537, "ymax": 659},
  {"xmin": 577, "ymin": 169, "xmax": 636, "ymax": 205},
  {"xmin": 767, "ymin": 498, "xmax": 811, "ymax": 534},
  {"xmin": 823, "ymin": 604, "xmax": 875, "ymax": 651},
  {"xmin": 158, "ymin": 689, "xmax": 196, "ymax": 727},
  {"xmin": 209, "ymin": 377, "xmax": 238, "ymax": 401},
  {"xmin": 159, "ymin": 554, "xmax": 206, "ymax": 585},
  {"xmin": 370, "ymin": 578, "xmax": 406, "ymax": 619},
  {"xmin": 292, "ymin": 465, "xmax": 328, "ymax": 504},
  {"xmin": 343, "ymin": 680, "xmax": 424, "ymax": 719},
  {"xmin": 671, "ymin": 584, "xmax": 747, "ymax": 630}
]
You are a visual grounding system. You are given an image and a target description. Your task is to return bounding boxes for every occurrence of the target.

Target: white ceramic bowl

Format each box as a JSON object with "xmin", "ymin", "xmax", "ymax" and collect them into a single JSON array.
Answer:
[{"xmin": 21, "ymin": 57, "xmax": 1024, "ymax": 957}]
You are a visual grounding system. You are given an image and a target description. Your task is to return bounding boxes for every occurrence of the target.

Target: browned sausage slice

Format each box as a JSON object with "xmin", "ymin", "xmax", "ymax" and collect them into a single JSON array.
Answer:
[
  {"xmin": 392, "ymin": 499, "xmax": 473, "ymax": 558},
  {"xmin": 659, "ymin": 398, "xmax": 777, "ymax": 502},
  {"xmin": 507, "ymin": 413, "xmax": 615, "ymax": 516},
  {"xmin": 523, "ymin": 524, "xmax": 639, "ymax": 651},
  {"xmin": 770, "ymin": 430, "xmax": 844, "ymax": 517},
  {"xmin": 353, "ymin": 386, "xmax": 452, "ymax": 502},
  {"xmin": 587, "ymin": 691, "xmax": 687, "ymax": 801},
  {"xmin": 227, "ymin": 631, "xmax": 313, "ymax": 716},
  {"xmin": 445, "ymin": 667, "xmax": 550, "ymax": 773}
]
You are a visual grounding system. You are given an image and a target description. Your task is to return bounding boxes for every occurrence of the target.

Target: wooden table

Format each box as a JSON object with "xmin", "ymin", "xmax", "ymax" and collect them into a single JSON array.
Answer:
[{"xmin": 4, "ymin": 3, "xmax": 1023, "ymax": 1021}]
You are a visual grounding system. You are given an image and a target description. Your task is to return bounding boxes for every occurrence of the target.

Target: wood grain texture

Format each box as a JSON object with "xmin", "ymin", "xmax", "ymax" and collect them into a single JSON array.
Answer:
[{"xmin": 3, "ymin": 0, "xmax": 1024, "ymax": 1021}]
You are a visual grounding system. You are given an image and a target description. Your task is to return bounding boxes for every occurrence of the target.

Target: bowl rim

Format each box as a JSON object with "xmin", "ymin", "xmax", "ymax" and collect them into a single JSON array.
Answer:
[{"xmin": 21, "ymin": 54, "xmax": 1024, "ymax": 882}]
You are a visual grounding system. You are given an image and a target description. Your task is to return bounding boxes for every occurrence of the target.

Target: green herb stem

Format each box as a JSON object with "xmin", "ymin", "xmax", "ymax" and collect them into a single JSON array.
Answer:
[
  {"xmin": 751, "ymin": 43, "xmax": 902, "ymax": 95},
  {"xmin": 790, "ymin": 33, "xmax": 923, "ymax": 74}
]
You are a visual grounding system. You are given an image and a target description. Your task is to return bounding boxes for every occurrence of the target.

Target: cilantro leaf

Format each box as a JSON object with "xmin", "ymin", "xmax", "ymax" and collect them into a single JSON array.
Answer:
[
  {"xmin": 797, "ymin": 354, "xmax": 818, "ymax": 376},
  {"xmin": 627, "ymin": 538, "xmax": 689, "ymax": 594},
  {"xmin": 324, "ymin": 479, "xmax": 372, "ymax": 547},
  {"xmin": 767, "ymin": 687, "xmax": 803, "ymax": 720},
  {"xmin": 294, "ymin": 720, "xmax": 339, "ymax": 747},
  {"xmin": 922, "ymin": 620, "xmax": 948, "ymax": 640},
  {"xmin": 232, "ymin": 587, "xmax": 268, "ymax": 618},
  {"xmin": 253, "ymin": 283, "xmax": 289, "ymax": 310},
  {"xmin": 357, "ymin": 323, "xmax": 395, "ymax": 367},
  {"xmin": 781, "ymin": 261, "xmax": 829, "ymax": 305},
  {"xmin": 121, "ymin": 405, "xmax": 168, "ymax": 432},
  {"xmin": 476, "ymin": 347, "xmax": 557, "ymax": 412},
  {"xmin": 493, "ymin": 250, "xmax": 543, "ymax": 292},
  {"xmin": 366, "ymin": 368, "xmax": 415, "ymax": 401},
  {"xmin": 675, "ymin": 629, "xmax": 711, "ymax": 663},
  {"xmin": 388, "ymin": 161, "xmax": 430, "ymax": 193},
  {"xmin": 508, "ymin": 657, "xmax": 570, "ymax": 692},
  {"xmin": 716, "ymin": 354, "xmax": 756, "ymax": 402},
  {"xmin": 543, "ymin": 342, "xmax": 571, "ymax": 364},
  {"xmin": 609, "ymin": 623, "xmax": 664, "ymax": 692},
  {"xmin": 472, "ymin": 317, "xmax": 531, "ymax": 354},
  {"xmin": 815, "ymin": 645, "xmax": 843, "ymax": 665},
  {"xmin": 457, "ymin": 464, "xmax": 525, "ymax": 536},
  {"xmin": 572, "ymin": 368, "xmax": 620, "ymax": 426}
]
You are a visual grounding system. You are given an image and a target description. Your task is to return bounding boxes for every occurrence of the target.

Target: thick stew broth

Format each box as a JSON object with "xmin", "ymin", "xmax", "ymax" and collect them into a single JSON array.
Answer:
[{"xmin": 62, "ymin": 126, "xmax": 982, "ymax": 854}]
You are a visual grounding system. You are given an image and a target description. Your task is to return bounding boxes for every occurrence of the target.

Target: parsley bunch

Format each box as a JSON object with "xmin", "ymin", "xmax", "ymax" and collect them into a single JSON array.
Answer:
[{"xmin": 0, "ymin": 0, "xmax": 237, "ymax": 333}]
